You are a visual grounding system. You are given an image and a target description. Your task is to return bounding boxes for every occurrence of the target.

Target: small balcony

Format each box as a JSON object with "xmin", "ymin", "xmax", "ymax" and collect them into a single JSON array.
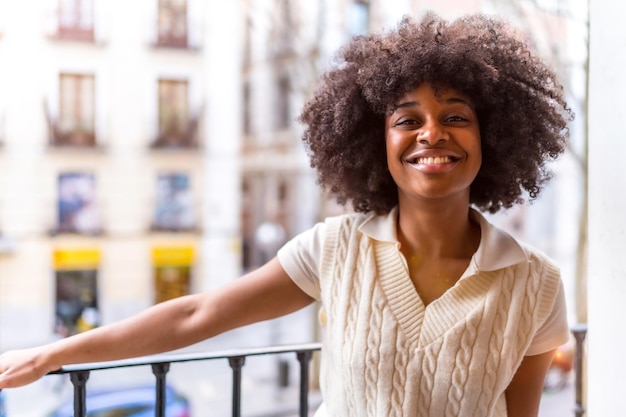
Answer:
[
  {"xmin": 7, "ymin": 326, "xmax": 587, "ymax": 417},
  {"xmin": 48, "ymin": 343, "xmax": 322, "ymax": 417},
  {"xmin": 150, "ymin": 112, "xmax": 202, "ymax": 150},
  {"xmin": 46, "ymin": 0, "xmax": 97, "ymax": 44},
  {"xmin": 49, "ymin": 127, "xmax": 97, "ymax": 148}
]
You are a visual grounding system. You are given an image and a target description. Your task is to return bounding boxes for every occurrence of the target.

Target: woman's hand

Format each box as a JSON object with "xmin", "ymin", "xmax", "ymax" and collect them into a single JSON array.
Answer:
[{"xmin": 0, "ymin": 346, "xmax": 56, "ymax": 389}]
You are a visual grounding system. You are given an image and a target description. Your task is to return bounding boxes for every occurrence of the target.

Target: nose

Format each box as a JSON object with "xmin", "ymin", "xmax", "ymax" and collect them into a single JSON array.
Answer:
[{"xmin": 417, "ymin": 121, "xmax": 448, "ymax": 145}]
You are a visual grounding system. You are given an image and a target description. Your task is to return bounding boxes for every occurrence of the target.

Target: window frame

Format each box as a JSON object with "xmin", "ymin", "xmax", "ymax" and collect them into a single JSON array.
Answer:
[{"xmin": 57, "ymin": 0, "xmax": 95, "ymax": 42}]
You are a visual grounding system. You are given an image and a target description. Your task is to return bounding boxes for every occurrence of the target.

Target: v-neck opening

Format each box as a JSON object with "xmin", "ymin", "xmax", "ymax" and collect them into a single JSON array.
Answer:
[
  {"xmin": 376, "ymin": 242, "xmax": 493, "ymax": 348},
  {"xmin": 376, "ymin": 242, "xmax": 425, "ymax": 345}
]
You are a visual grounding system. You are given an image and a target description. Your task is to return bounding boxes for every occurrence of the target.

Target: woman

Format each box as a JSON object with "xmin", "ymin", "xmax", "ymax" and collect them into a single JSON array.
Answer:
[{"xmin": 0, "ymin": 12, "xmax": 571, "ymax": 417}]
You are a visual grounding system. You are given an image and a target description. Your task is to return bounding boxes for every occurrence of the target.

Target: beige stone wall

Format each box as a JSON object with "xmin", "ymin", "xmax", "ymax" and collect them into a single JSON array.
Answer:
[{"xmin": 587, "ymin": 0, "xmax": 626, "ymax": 412}]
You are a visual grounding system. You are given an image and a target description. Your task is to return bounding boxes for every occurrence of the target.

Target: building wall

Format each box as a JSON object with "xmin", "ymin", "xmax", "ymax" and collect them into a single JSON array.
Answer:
[
  {"xmin": 0, "ymin": 0, "xmax": 587, "ymax": 351},
  {"xmin": 587, "ymin": 0, "xmax": 626, "ymax": 411},
  {"xmin": 0, "ymin": 0, "xmax": 226, "ymax": 349}
]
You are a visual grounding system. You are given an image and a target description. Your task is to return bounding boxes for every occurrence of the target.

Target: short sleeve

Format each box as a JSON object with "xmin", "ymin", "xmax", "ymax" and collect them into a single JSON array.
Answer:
[
  {"xmin": 526, "ymin": 279, "xmax": 570, "ymax": 356},
  {"xmin": 276, "ymin": 222, "xmax": 326, "ymax": 300}
]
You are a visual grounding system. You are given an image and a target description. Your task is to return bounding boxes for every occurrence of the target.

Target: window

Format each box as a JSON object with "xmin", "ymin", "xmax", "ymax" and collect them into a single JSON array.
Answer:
[
  {"xmin": 275, "ymin": 178, "xmax": 291, "ymax": 234},
  {"xmin": 270, "ymin": 0, "xmax": 294, "ymax": 58},
  {"xmin": 240, "ymin": 178, "xmax": 255, "ymax": 271},
  {"xmin": 53, "ymin": 249, "xmax": 100, "ymax": 337},
  {"xmin": 57, "ymin": 0, "xmax": 94, "ymax": 41},
  {"xmin": 153, "ymin": 173, "xmax": 194, "ymax": 230},
  {"xmin": 535, "ymin": 0, "xmax": 569, "ymax": 14},
  {"xmin": 154, "ymin": 79, "xmax": 195, "ymax": 148},
  {"xmin": 152, "ymin": 247, "xmax": 193, "ymax": 304},
  {"xmin": 157, "ymin": 0, "xmax": 188, "ymax": 48},
  {"xmin": 243, "ymin": 14, "xmax": 253, "ymax": 68},
  {"xmin": 54, "ymin": 73, "xmax": 96, "ymax": 147},
  {"xmin": 55, "ymin": 269, "xmax": 99, "ymax": 336},
  {"xmin": 274, "ymin": 74, "xmax": 290, "ymax": 131},
  {"xmin": 241, "ymin": 175, "xmax": 291, "ymax": 270},
  {"xmin": 243, "ymin": 81, "xmax": 251, "ymax": 136},
  {"xmin": 57, "ymin": 172, "xmax": 100, "ymax": 234},
  {"xmin": 347, "ymin": 0, "xmax": 370, "ymax": 37},
  {"xmin": 154, "ymin": 265, "xmax": 191, "ymax": 304}
]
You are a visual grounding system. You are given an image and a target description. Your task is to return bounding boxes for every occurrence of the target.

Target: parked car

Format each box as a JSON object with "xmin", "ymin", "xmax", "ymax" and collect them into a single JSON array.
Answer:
[
  {"xmin": 0, "ymin": 390, "xmax": 6, "ymax": 417},
  {"xmin": 48, "ymin": 384, "xmax": 190, "ymax": 417}
]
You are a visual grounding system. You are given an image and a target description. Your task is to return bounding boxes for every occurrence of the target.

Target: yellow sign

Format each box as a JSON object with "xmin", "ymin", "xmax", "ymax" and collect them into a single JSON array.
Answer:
[
  {"xmin": 152, "ymin": 247, "xmax": 194, "ymax": 267},
  {"xmin": 54, "ymin": 249, "xmax": 100, "ymax": 270}
]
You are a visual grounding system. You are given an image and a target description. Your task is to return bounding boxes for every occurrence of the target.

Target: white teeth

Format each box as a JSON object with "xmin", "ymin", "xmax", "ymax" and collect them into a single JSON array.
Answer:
[{"xmin": 416, "ymin": 156, "xmax": 451, "ymax": 164}]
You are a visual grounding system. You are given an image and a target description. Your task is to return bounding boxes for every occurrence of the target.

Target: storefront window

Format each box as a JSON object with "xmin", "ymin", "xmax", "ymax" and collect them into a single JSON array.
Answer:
[
  {"xmin": 53, "ymin": 249, "xmax": 100, "ymax": 336},
  {"xmin": 152, "ymin": 247, "xmax": 194, "ymax": 303}
]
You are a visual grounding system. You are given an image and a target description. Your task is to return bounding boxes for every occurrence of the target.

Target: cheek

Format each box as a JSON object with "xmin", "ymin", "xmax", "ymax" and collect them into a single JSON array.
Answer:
[
  {"xmin": 470, "ymin": 131, "xmax": 482, "ymax": 162},
  {"xmin": 385, "ymin": 129, "xmax": 406, "ymax": 154},
  {"xmin": 471, "ymin": 139, "xmax": 483, "ymax": 176},
  {"xmin": 384, "ymin": 132, "xmax": 393, "ymax": 161},
  {"xmin": 384, "ymin": 134, "xmax": 405, "ymax": 170},
  {"xmin": 475, "ymin": 143, "xmax": 482, "ymax": 166}
]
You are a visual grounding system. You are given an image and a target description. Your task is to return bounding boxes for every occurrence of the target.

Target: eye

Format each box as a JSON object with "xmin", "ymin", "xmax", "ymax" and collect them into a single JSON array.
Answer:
[
  {"xmin": 445, "ymin": 115, "xmax": 468, "ymax": 123},
  {"xmin": 393, "ymin": 118, "xmax": 421, "ymax": 127}
]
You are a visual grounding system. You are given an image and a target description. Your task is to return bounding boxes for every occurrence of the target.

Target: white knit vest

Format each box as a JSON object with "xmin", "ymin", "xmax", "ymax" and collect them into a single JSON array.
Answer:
[{"xmin": 315, "ymin": 213, "xmax": 561, "ymax": 417}]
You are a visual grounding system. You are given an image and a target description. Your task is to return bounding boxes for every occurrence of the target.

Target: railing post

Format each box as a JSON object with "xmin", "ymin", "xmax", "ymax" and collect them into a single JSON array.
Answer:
[
  {"xmin": 69, "ymin": 370, "xmax": 90, "ymax": 417},
  {"xmin": 151, "ymin": 362, "xmax": 171, "ymax": 417},
  {"xmin": 296, "ymin": 350, "xmax": 313, "ymax": 417},
  {"xmin": 228, "ymin": 356, "xmax": 246, "ymax": 417},
  {"xmin": 572, "ymin": 324, "xmax": 588, "ymax": 417}
]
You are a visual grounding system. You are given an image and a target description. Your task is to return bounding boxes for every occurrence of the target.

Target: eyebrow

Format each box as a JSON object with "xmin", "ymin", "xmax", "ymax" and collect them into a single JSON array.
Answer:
[{"xmin": 391, "ymin": 97, "xmax": 474, "ymax": 112}]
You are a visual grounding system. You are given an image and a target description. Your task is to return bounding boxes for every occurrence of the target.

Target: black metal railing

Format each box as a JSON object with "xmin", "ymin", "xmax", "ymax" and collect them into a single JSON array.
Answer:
[
  {"xmin": 571, "ymin": 324, "xmax": 587, "ymax": 417},
  {"xmin": 50, "ymin": 343, "xmax": 322, "ymax": 417},
  {"xmin": 47, "ymin": 324, "xmax": 589, "ymax": 417}
]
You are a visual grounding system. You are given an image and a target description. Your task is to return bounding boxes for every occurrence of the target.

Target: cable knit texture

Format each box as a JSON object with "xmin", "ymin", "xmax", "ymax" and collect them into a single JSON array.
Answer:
[{"xmin": 315, "ymin": 211, "xmax": 562, "ymax": 417}]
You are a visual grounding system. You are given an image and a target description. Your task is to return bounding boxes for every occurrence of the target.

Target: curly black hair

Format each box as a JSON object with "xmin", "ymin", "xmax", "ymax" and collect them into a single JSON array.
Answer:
[{"xmin": 298, "ymin": 12, "xmax": 573, "ymax": 214}]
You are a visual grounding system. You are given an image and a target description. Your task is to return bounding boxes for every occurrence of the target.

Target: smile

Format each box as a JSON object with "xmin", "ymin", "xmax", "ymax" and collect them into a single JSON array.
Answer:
[
  {"xmin": 415, "ymin": 156, "xmax": 454, "ymax": 165},
  {"xmin": 406, "ymin": 155, "xmax": 460, "ymax": 165},
  {"xmin": 405, "ymin": 154, "xmax": 462, "ymax": 173}
]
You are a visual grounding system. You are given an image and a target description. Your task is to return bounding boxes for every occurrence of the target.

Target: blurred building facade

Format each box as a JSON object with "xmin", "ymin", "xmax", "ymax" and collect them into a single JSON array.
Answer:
[
  {"xmin": 0, "ymin": 0, "xmax": 240, "ymax": 348},
  {"xmin": 0, "ymin": 0, "xmax": 587, "ymax": 350},
  {"xmin": 241, "ymin": 0, "xmax": 588, "ymax": 325}
]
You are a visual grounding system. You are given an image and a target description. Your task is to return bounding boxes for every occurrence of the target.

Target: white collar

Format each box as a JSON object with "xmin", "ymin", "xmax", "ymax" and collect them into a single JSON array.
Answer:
[{"xmin": 358, "ymin": 206, "xmax": 528, "ymax": 272}]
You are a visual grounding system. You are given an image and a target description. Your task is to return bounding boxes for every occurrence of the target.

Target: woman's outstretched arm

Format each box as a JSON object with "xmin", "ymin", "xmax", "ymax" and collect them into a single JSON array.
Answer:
[{"xmin": 0, "ymin": 257, "xmax": 314, "ymax": 389}]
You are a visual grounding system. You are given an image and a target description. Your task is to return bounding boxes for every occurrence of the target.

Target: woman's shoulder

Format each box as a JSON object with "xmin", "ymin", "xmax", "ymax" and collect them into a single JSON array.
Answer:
[
  {"xmin": 516, "ymin": 239, "xmax": 560, "ymax": 275},
  {"xmin": 322, "ymin": 210, "xmax": 373, "ymax": 224},
  {"xmin": 323, "ymin": 209, "xmax": 397, "ymax": 243}
]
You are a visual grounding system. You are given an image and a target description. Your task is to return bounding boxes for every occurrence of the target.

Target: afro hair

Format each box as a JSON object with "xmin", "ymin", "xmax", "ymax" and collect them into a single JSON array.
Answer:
[{"xmin": 298, "ymin": 12, "xmax": 573, "ymax": 214}]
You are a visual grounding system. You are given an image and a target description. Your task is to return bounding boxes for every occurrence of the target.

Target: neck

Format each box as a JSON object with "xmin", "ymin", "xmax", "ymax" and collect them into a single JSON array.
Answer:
[{"xmin": 396, "ymin": 199, "xmax": 480, "ymax": 259}]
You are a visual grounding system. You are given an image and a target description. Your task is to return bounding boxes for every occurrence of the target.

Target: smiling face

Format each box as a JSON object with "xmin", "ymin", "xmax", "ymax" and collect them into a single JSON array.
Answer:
[{"xmin": 385, "ymin": 83, "xmax": 482, "ymax": 208}]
